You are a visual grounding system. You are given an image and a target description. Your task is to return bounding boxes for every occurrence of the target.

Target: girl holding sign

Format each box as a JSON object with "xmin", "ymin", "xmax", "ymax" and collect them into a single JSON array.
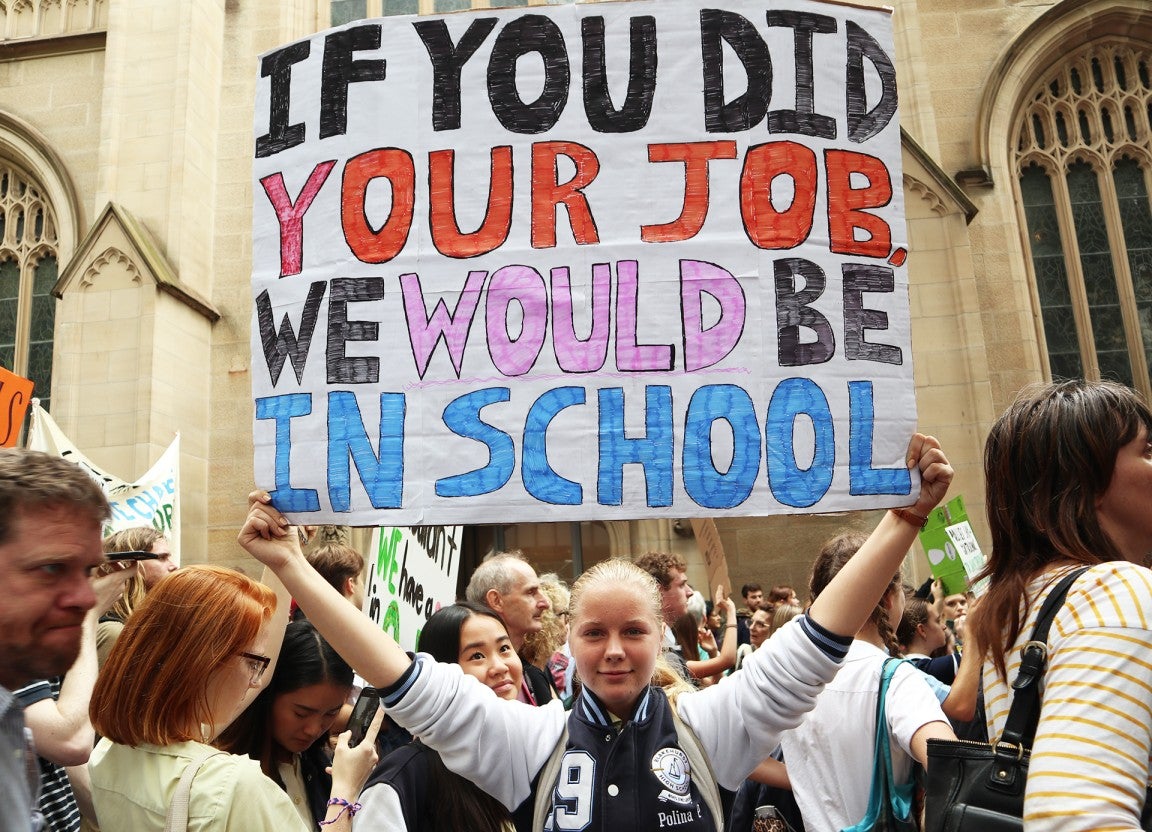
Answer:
[{"xmin": 240, "ymin": 434, "xmax": 951, "ymax": 832}]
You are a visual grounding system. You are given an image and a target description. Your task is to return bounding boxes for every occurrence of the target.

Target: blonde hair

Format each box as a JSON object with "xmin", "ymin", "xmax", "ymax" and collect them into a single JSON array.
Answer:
[
  {"xmin": 570, "ymin": 559, "xmax": 694, "ymax": 704},
  {"xmin": 771, "ymin": 603, "xmax": 803, "ymax": 635},
  {"xmin": 103, "ymin": 526, "xmax": 167, "ymax": 623},
  {"xmin": 520, "ymin": 573, "xmax": 570, "ymax": 669}
]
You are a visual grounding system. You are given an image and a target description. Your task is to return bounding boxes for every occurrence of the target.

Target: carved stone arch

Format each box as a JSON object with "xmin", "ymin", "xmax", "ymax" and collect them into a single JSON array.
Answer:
[
  {"xmin": 967, "ymin": 1, "xmax": 1152, "ymax": 187},
  {"xmin": 902, "ymin": 174, "xmax": 949, "ymax": 218},
  {"xmin": 0, "ymin": 111, "xmax": 81, "ymax": 264},
  {"xmin": 79, "ymin": 246, "xmax": 144, "ymax": 290}
]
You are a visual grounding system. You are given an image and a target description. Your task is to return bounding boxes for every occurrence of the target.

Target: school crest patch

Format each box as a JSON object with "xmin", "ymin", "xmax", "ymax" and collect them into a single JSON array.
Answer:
[{"xmin": 651, "ymin": 747, "xmax": 693, "ymax": 805}]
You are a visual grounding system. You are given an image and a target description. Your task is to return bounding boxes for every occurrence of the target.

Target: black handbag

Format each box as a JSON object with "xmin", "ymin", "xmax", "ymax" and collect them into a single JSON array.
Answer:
[{"xmin": 923, "ymin": 566, "xmax": 1152, "ymax": 832}]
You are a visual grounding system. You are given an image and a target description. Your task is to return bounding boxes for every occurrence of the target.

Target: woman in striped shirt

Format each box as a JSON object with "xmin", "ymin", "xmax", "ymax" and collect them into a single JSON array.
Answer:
[{"xmin": 971, "ymin": 379, "xmax": 1152, "ymax": 830}]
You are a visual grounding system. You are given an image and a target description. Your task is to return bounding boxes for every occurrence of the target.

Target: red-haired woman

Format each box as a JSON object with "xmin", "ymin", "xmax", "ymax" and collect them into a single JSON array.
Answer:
[{"xmin": 88, "ymin": 565, "xmax": 380, "ymax": 831}]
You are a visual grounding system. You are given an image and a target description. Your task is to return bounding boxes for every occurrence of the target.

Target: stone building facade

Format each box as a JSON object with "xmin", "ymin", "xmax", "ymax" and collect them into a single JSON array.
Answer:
[{"xmin": 1, "ymin": 0, "xmax": 1147, "ymax": 591}]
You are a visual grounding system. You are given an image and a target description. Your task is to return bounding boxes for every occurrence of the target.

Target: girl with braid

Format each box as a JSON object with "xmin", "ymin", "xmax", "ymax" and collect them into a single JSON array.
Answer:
[{"xmin": 779, "ymin": 532, "xmax": 955, "ymax": 832}]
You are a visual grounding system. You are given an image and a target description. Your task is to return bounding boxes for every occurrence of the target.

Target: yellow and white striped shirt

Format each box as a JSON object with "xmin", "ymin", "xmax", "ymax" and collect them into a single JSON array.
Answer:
[{"xmin": 983, "ymin": 561, "xmax": 1152, "ymax": 831}]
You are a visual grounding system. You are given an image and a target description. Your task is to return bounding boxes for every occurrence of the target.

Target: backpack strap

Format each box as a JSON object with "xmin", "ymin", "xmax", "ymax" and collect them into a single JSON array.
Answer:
[
  {"xmin": 164, "ymin": 746, "xmax": 227, "ymax": 832},
  {"xmin": 670, "ymin": 702, "xmax": 725, "ymax": 832},
  {"xmin": 532, "ymin": 722, "xmax": 571, "ymax": 832}
]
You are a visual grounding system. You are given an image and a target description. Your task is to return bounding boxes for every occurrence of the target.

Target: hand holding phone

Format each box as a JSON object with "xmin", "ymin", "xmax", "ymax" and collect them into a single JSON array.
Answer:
[{"xmin": 346, "ymin": 687, "xmax": 380, "ymax": 748}]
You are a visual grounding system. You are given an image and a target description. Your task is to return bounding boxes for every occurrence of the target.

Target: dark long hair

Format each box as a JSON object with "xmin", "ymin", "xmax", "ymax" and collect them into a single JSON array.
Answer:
[
  {"xmin": 415, "ymin": 603, "xmax": 514, "ymax": 832},
  {"xmin": 810, "ymin": 531, "xmax": 902, "ymax": 657},
  {"xmin": 973, "ymin": 379, "xmax": 1152, "ymax": 680},
  {"xmin": 217, "ymin": 619, "xmax": 353, "ymax": 784}
]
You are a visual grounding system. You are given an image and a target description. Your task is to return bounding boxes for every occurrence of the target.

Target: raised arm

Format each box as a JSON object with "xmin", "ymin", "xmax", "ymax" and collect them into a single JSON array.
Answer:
[
  {"xmin": 686, "ymin": 592, "xmax": 737, "ymax": 681},
  {"xmin": 807, "ymin": 433, "xmax": 952, "ymax": 638},
  {"xmin": 237, "ymin": 493, "xmax": 412, "ymax": 689}
]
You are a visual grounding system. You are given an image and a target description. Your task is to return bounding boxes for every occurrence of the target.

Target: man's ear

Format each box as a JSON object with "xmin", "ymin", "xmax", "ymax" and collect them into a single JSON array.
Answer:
[
  {"xmin": 485, "ymin": 587, "xmax": 504, "ymax": 613},
  {"xmin": 342, "ymin": 575, "xmax": 356, "ymax": 600}
]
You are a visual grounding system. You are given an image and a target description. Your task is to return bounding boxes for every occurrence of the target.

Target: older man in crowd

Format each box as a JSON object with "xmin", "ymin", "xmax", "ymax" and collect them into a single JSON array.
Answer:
[
  {"xmin": 0, "ymin": 449, "xmax": 110, "ymax": 832},
  {"xmin": 465, "ymin": 551, "xmax": 554, "ymax": 704}
]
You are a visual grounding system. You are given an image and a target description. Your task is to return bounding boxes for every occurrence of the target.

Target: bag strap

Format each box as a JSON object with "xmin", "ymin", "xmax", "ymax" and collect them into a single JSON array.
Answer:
[
  {"xmin": 999, "ymin": 566, "xmax": 1089, "ymax": 750},
  {"xmin": 670, "ymin": 702, "xmax": 725, "ymax": 832},
  {"xmin": 840, "ymin": 657, "xmax": 911, "ymax": 832},
  {"xmin": 532, "ymin": 722, "xmax": 570, "ymax": 832},
  {"xmin": 164, "ymin": 746, "xmax": 227, "ymax": 832}
]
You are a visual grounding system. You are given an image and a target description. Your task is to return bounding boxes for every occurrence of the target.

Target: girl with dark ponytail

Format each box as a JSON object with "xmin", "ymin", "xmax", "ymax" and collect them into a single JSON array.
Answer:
[
  {"xmin": 217, "ymin": 618, "xmax": 355, "ymax": 826},
  {"xmin": 778, "ymin": 532, "xmax": 955, "ymax": 831}
]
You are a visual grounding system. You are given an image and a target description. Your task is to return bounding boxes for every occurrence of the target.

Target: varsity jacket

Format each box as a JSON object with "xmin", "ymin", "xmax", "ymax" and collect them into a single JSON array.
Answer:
[{"xmin": 377, "ymin": 616, "xmax": 849, "ymax": 832}]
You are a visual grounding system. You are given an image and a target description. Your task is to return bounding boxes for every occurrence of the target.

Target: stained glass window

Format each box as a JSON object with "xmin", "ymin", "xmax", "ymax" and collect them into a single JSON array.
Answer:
[
  {"xmin": 1015, "ymin": 44, "xmax": 1152, "ymax": 395},
  {"xmin": 0, "ymin": 163, "xmax": 58, "ymax": 412}
]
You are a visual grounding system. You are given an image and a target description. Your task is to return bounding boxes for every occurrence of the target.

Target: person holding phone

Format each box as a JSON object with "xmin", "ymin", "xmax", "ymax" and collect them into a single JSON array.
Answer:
[
  {"xmin": 88, "ymin": 565, "xmax": 382, "ymax": 831},
  {"xmin": 217, "ymin": 619, "xmax": 356, "ymax": 828},
  {"xmin": 354, "ymin": 601, "xmax": 521, "ymax": 831},
  {"xmin": 96, "ymin": 527, "xmax": 178, "ymax": 667},
  {"xmin": 241, "ymin": 434, "xmax": 952, "ymax": 832}
]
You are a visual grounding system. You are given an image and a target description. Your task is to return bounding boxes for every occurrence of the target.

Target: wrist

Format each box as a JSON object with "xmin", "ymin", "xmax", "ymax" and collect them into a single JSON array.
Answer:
[{"xmin": 889, "ymin": 507, "xmax": 928, "ymax": 530}]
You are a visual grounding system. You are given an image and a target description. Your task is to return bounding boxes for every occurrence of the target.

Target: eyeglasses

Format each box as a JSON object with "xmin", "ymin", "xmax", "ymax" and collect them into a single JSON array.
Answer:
[{"xmin": 238, "ymin": 651, "xmax": 271, "ymax": 686}]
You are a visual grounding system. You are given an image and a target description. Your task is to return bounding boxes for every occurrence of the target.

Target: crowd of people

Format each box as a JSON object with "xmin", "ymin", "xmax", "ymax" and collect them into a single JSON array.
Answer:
[{"xmin": 4, "ymin": 379, "xmax": 1152, "ymax": 831}]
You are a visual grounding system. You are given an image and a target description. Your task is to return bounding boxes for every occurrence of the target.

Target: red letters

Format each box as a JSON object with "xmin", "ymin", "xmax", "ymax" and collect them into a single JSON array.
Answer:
[
  {"xmin": 341, "ymin": 149, "xmax": 415, "ymax": 264},
  {"xmin": 641, "ymin": 141, "xmax": 737, "ymax": 242},
  {"xmin": 531, "ymin": 141, "xmax": 601, "ymax": 249}
]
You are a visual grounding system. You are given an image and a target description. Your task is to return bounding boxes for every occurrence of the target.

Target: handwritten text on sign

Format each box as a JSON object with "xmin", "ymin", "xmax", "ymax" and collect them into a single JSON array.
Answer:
[{"xmin": 250, "ymin": 0, "xmax": 919, "ymax": 525}]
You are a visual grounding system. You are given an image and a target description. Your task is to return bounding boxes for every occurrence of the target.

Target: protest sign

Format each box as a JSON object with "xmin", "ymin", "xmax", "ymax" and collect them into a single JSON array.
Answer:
[
  {"xmin": 28, "ymin": 401, "xmax": 182, "ymax": 557},
  {"xmin": 690, "ymin": 517, "xmax": 733, "ymax": 597},
  {"xmin": 919, "ymin": 494, "xmax": 987, "ymax": 596},
  {"xmin": 0, "ymin": 366, "xmax": 33, "ymax": 447},
  {"xmin": 251, "ymin": 0, "xmax": 916, "ymax": 526},
  {"xmin": 364, "ymin": 525, "xmax": 461, "ymax": 651}
]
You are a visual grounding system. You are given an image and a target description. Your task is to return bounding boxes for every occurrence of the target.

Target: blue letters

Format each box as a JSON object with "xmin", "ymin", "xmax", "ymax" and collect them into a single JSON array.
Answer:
[
  {"xmin": 765, "ymin": 378, "xmax": 834, "ymax": 508},
  {"xmin": 523, "ymin": 386, "xmax": 585, "ymax": 505},
  {"xmin": 683, "ymin": 384, "xmax": 759, "ymax": 508},
  {"xmin": 597, "ymin": 385, "xmax": 674, "ymax": 506},
  {"xmin": 327, "ymin": 391, "xmax": 406, "ymax": 511},
  {"xmin": 255, "ymin": 393, "xmax": 321, "ymax": 511},
  {"xmin": 848, "ymin": 380, "xmax": 910, "ymax": 495},
  {"xmin": 436, "ymin": 387, "xmax": 515, "ymax": 497}
]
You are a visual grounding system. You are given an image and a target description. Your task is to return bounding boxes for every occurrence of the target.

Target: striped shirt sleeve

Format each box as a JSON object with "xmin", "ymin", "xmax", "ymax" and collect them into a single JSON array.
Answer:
[{"xmin": 983, "ymin": 562, "xmax": 1152, "ymax": 831}]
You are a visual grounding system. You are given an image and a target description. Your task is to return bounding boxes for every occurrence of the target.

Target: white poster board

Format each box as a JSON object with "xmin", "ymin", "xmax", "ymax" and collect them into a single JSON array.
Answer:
[
  {"xmin": 364, "ymin": 525, "xmax": 461, "ymax": 651},
  {"xmin": 251, "ymin": 0, "xmax": 916, "ymax": 525},
  {"xmin": 28, "ymin": 401, "xmax": 182, "ymax": 559}
]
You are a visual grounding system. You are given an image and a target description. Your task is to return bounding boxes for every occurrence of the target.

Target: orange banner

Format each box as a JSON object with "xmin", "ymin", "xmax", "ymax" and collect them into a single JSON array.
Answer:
[{"xmin": 0, "ymin": 367, "xmax": 33, "ymax": 447}]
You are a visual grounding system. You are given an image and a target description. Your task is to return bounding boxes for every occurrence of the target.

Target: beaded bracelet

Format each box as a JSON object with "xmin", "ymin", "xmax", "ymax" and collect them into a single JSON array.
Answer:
[{"xmin": 318, "ymin": 798, "xmax": 362, "ymax": 826}]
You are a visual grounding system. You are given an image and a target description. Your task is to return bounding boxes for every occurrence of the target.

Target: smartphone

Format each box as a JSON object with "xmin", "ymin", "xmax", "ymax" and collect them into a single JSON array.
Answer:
[
  {"xmin": 346, "ymin": 687, "xmax": 380, "ymax": 748},
  {"xmin": 105, "ymin": 551, "xmax": 161, "ymax": 562},
  {"xmin": 753, "ymin": 805, "xmax": 797, "ymax": 832}
]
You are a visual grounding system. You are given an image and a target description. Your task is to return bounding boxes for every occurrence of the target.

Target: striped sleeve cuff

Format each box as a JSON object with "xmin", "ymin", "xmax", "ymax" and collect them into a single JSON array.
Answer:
[
  {"xmin": 798, "ymin": 614, "xmax": 853, "ymax": 661},
  {"xmin": 379, "ymin": 653, "xmax": 423, "ymax": 708}
]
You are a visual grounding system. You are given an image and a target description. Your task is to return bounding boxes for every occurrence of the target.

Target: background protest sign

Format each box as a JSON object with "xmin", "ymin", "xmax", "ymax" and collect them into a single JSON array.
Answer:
[
  {"xmin": 0, "ymin": 366, "xmax": 33, "ymax": 447},
  {"xmin": 251, "ymin": 0, "xmax": 917, "ymax": 526},
  {"xmin": 919, "ymin": 494, "xmax": 987, "ymax": 596},
  {"xmin": 364, "ymin": 525, "xmax": 461, "ymax": 651},
  {"xmin": 29, "ymin": 401, "xmax": 182, "ymax": 558}
]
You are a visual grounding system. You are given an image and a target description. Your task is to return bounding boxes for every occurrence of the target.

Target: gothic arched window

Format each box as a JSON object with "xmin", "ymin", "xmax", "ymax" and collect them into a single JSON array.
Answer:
[
  {"xmin": 0, "ymin": 163, "xmax": 59, "ymax": 411},
  {"xmin": 1014, "ymin": 42, "xmax": 1152, "ymax": 396}
]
